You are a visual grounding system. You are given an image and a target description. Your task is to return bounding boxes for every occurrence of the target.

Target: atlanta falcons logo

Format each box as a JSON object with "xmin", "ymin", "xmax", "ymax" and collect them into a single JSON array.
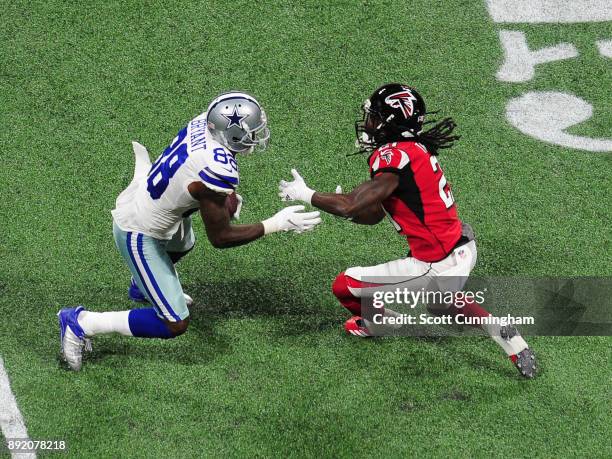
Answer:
[
  {"xmin": 384, "ymin": 90, "xmax": 418, "ymax": 119},
  {"xmin": 380, "ymin": 150, "xmax": 393, "ymax": 165}
]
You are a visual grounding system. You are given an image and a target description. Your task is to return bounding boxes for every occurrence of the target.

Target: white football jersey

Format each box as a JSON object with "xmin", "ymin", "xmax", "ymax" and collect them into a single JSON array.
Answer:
[{"xmin": 112, "ymin": 112, "xmax": 239, "ymax": 240}]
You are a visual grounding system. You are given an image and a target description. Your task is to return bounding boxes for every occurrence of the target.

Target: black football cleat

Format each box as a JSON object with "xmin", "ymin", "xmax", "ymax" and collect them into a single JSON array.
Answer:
[
  {"xmin": 500, "ymin": 325, "xmax": 537, "ymax": 378},
  {"xmin": 511, "ymin": 348, "xmax": 537, "ymax": 379}
]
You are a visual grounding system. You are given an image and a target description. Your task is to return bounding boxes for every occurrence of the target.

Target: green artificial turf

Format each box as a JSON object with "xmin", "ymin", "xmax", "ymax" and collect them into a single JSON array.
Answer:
[{"xmin": 1, "ymin": 1, "xmax": 610, "ymax": 457}]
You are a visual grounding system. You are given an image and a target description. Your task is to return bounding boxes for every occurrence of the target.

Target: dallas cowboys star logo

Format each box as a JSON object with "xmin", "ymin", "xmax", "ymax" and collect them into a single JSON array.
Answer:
[{"xmin": 222, "ymin": 105, "xmax": 248, "ymax": 128}]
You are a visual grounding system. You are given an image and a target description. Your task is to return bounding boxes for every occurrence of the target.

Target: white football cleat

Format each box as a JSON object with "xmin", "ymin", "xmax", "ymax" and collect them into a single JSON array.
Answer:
[
  {"xmin": 183, "ymin": 293, "xmax": 193, "ymax": 307},
  {"xmin": 57, "ymin": 306, "xmax": 92, "ymax": 371}
]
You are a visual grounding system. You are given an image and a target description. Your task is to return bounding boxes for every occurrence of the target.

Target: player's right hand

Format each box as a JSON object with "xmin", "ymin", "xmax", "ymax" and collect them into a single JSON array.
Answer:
[{"xmin": 262, "ymin": 205, "xmax": 322, "ymax": 234}]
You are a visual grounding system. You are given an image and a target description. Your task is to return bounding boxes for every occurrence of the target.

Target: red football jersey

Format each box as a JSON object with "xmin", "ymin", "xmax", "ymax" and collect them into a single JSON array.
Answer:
[{"xmin": 369, "ymin": 141, "xmax": 462, "ymax": 262}]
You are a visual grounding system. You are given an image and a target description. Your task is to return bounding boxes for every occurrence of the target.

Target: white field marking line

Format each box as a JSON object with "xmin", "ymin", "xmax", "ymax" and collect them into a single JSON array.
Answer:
[
  {"xmin": 486, "ymin": 0, "xmax": 612, "ymax": 23},
  {"xmin": 0, "ymin": 357, "xmax": 35, "ymax": 459}
]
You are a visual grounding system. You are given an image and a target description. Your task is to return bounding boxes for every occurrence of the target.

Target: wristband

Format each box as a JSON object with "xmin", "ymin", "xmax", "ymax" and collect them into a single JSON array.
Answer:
[
  {"xmin": 261, "ymin": 217, "xmax": 279, "ymax": 235},
  {"xmin": 302, "ymin": 188, "xmax": 315, "ymax": 205}
]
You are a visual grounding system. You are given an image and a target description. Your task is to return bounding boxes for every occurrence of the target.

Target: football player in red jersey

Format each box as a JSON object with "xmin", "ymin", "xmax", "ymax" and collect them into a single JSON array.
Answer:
[{"xmin": 279, "ymin": 83, "xmax": 536, "ymax": 378}]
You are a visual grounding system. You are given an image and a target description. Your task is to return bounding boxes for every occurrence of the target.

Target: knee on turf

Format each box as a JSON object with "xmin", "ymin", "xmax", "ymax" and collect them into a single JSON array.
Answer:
[{"xmin": 166, "ymin": 317, "xmax": 190, "ymax": 337}]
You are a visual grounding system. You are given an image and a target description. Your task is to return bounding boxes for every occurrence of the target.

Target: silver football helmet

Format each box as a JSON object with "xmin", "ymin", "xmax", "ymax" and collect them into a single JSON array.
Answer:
[{"xmin": 206, "ymin": 91, "xmax": 270, "ymax": 154}]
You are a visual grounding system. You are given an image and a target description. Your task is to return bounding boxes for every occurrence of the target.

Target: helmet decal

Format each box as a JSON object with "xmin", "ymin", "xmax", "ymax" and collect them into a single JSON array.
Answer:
[
  {"xmin": 384, "ymin": 90, "xmax": 418, "ymax": 119},
  {"xmin": 222, "ymin": 105, "xmax": 248, "ymax": 128}
]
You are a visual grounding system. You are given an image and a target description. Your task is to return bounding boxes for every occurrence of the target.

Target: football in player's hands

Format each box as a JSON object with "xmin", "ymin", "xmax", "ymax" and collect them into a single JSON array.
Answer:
[{"xmin": 226, "ymin": 192, "xmax": 242, "ymax": 219}]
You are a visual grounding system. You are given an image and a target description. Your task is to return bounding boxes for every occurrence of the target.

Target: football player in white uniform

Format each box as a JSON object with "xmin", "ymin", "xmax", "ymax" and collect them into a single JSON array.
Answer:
[{"xmin": 58, "ymin": 92, "xmax": 321, "ymax": 370}]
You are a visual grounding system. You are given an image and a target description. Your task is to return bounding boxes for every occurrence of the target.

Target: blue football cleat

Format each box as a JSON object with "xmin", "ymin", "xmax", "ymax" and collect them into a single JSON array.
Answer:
[
  {"xmin": 57, "ymin": 306, "xmax": 92, "ymax": 371},
  {"xmin": 128, "ymin": 278, "xmax": 148, "ymax": 303}
]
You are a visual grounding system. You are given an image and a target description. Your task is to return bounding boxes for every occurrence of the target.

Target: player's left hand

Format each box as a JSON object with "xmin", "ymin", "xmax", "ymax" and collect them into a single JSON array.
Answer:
[{"xmin": 279, "ymin": 169, "xmax": 315, "ymax": 204}]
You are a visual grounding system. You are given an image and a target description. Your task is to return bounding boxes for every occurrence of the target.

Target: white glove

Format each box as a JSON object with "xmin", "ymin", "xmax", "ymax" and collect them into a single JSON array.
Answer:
[
  {"xmin": 262, "ymin": 205, "xmax": 322, "ymax": 234},
  {"xmin": 279, "ymin": 169, "xmax": 316, "ymax": 204},
  {"xmin": 232, "ymin": 194, "xmax": 243, "ymax": 221}
]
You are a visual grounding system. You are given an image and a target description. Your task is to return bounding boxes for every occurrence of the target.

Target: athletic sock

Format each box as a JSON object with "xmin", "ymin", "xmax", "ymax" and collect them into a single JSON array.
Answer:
[
  {"xmin": 481, "ymin": 322, "xmax": 529, "ymax": 356},
  {"xmin": 78, "ymin": 310, "xmax": 132, "ymax": 337},
  {"xmin": 340, "ymin": 297, "xmax": 362, "ymax": 316},
  {"xmin": 127, "ymin": 308, "xmax": 174, "ymax": 339},
  {"xmin": 77, "ymin": 308, "xmax": 174, "ymax": 339},
  {"xmin": 332, "ymin": 272, "xmax": 367, "ymax": 316}
]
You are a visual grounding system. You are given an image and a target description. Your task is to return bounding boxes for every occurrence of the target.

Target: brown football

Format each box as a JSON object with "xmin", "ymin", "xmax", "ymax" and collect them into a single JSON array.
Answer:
[{"xmin": 225, "ymin": 192, "xmax": 239, "ymax": 217}]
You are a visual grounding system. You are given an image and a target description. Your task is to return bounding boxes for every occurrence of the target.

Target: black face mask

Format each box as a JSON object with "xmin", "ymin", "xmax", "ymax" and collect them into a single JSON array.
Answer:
[{"xmin": 355, "ymin": 106, "xmax": 384, "ymax": 152}]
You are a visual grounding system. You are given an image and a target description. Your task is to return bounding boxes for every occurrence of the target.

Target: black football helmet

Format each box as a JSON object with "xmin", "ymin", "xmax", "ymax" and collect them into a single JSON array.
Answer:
[{"xmin": 355, "ymin": 83, "xmax": 426, "ymax": 151}]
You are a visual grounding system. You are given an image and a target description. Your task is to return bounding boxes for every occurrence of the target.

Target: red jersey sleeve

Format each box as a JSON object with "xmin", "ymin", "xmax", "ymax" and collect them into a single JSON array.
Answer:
[{"xmin": 369, "ymin": 144, "xmax": 410, "ymax": 178}]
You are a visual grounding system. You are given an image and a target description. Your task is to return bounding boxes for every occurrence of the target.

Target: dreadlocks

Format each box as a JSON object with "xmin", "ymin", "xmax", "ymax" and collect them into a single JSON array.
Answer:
[{"xmin": 415, "ymin": 117, "xmax": 460, "ymax": 156}]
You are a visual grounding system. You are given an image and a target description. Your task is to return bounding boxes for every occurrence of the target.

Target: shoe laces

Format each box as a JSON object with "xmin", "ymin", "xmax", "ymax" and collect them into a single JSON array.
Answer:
[{"xmin": 64, "ymin": 330, "xmax": 92, "ymax": 353}]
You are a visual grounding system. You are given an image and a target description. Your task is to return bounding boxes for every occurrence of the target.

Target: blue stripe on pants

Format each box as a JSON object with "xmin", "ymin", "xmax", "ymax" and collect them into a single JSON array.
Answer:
[
  {"xmin": 126, "ymin": 232, "xmax": 160, "ymax": 315},
  {"xmin": 136, "ymin": 234, "xmax": 181, "ymax": 322}
]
